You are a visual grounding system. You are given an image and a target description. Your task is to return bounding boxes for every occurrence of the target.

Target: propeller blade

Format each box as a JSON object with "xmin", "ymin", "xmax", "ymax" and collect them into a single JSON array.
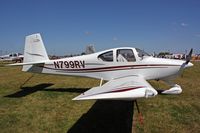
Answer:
[
  {"xmin": 178, "ymin": 48, "xmax": 193, "ymax": 77},
  {"xmin": 186, "ymin": 48, "xmax": 193, "ymax": 64}
]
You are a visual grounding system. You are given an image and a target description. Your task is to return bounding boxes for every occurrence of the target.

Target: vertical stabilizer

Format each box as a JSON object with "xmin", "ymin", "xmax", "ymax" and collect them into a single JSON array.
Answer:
[{"xmin": 22, "ymin": 33, "xmax": 49, "ymax": 71}]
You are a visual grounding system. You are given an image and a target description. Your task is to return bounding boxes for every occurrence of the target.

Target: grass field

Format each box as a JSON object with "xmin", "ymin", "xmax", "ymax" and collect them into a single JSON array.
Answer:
[{"xmin": 0, "ymin": 62, "xmax": 200, "ymax": 133}]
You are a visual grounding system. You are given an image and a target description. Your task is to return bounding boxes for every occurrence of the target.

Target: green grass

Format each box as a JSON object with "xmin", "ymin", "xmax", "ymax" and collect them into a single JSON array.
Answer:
[
  {"xmin": 133, "ymin": 62, "xmax": 200, "ymax": 133},
  {"xmin": 0, "ymin": 62, "xmax": 200, "ymax": 133},
  {"xmin": 0, "ymin": 64, "xmax": 97, "ymax": 133}
]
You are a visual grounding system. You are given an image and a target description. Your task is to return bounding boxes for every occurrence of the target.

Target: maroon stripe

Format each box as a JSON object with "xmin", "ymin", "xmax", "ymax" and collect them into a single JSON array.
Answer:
[
  {"xmin": 42, "ymin": 66, "xmax": 168, "ymax": 73},
  {"xmin": 42, "ymin": 64, "xmax": 178, "ymax": 73},
  {"xmin": 54, "ymin": 64, "xmax": 179, "ymax": 71},
  {"xmin": 107, "ymin": 86, "xmax": 144, "ymax": 93},
  {"xmin": 80, "ymin": 86, "xmax": 145, "ymax": 99}
]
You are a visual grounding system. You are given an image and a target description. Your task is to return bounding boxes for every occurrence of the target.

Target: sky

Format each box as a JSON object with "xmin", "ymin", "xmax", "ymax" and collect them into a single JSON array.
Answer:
[{"xmin": 0, "ymin": 0, "xmax": 200, "ymax": 55}]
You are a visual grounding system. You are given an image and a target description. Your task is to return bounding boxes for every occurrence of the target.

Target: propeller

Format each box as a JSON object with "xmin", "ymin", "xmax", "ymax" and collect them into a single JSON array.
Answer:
[
  {"xmin": 179, "ymin": 48, "xmax": 193, "ymax": 77},
  {"xmin": 185, "ymin": 48, "xmax": 193, "ymax": 64}
]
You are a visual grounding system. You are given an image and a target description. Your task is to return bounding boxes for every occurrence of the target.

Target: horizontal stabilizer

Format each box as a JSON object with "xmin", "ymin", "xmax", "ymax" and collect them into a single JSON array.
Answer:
[{"xmin": 7, "ymin": 60, "xmax": 48, "ymax": 66}]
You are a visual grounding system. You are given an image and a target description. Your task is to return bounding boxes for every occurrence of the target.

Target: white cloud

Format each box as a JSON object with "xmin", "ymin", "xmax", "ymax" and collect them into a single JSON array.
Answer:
[
  {"xmin": 84, "ymin": 31, "xmax": 92, "ymax": 35},
  {"xmin": 113, "ymin": 37, "xmax": 118, "ymax": 41},
  {"xmin": 195, "ymin": 34, "xmax": 200, "ymax": 37},
  {"xmin": 181, "ymin": 22, "xmax": 188, "ymax": 27}
]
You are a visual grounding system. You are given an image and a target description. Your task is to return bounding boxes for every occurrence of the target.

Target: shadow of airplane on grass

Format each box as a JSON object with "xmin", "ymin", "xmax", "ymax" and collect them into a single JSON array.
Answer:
[
  {"xmin": 4, "ymin": 83, "xmax": 54, "ymax": 98},
  {"xmin": 43, "ymin": 88, "xmax": 88, "ymax": 93},
  {"xmin": 4, "ymin": 83, "xmax": 88, "ymax": 98},
  {"xmin": 4, "ymin": 84, "xmax": 134, "ymax": 132},
  {"xmin": 68, "ymin": 100, "xmax": 134, "ymax": 133}
]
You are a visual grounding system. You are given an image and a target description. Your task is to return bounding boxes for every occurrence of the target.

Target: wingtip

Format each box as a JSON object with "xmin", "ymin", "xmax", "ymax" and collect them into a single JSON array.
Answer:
[
  {"xmin": 72, "ymin": 93, "xmax": 94, "ymax": 101},
  {"xmin": 72, "ymin": 94, "xmax": 84, "ymax": 100},
  {"xmin": 72, "ymin": 97, "xmax": 79, "ymax": 100},
  {"xmin": 72, "ymin": 97, "xmax": 86, "ymax": 101},
  {"xmin": 6, "ymin": 63, "xmax": 22, "ymax": 66}
]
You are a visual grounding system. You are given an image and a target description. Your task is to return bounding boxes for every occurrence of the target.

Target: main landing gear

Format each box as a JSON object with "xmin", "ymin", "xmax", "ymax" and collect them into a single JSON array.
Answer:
[{"xmin": 133, "ymin": 100, "xmax": 144, "ymax": 126}]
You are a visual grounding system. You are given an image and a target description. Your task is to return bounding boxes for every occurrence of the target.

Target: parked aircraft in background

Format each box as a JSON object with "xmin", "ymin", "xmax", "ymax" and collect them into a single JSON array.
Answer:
[
  {"xmin": 85, "ymin": 45, "xmax": 96, "ymax": 55},
  {"xmin": 9, "ymin": 33, "xmax": 193, "ymax": 101},
  {"xmin": 1, "ymin": 53, "xmax": 24, "ymax": 62}
]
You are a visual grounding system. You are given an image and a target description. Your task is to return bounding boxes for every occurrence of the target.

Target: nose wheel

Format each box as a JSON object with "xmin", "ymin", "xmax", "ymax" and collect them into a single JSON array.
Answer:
[{"xmin": 156, "ymin": 80, "xmax": 183, "ymax": 95}]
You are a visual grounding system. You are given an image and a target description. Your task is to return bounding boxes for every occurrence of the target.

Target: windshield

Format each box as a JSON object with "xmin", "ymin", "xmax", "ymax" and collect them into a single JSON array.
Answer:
[{"xmin": 136, "ymin": 48, "xmax": 150, "ymax": 58}]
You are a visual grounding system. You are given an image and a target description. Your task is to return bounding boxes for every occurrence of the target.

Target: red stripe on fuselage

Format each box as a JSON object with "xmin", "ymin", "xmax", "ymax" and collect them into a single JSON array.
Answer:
[{"xmin": 41, "ymin": 64, "xmax": 180, "ymax": 73}]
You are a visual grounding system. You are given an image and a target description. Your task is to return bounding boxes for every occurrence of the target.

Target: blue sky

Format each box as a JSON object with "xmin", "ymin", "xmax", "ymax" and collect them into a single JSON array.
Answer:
[{"xmin": 0, "ymin": 0, "xmax": 200, "ymax": 55}]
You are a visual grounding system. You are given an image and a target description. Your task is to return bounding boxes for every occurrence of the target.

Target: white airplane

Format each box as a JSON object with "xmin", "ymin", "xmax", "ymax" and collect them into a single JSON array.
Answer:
[
  {"xmin": 9, "ymin": 33, "xmax": 193, "ymax": 101},
  {"xmin": 0, "ymin": 53, "xmax": 24, "ymax": 62}
]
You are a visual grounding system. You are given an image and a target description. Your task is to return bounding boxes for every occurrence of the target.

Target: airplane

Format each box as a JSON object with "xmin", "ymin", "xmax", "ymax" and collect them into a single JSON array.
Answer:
[
  {"xmin": 9, "ymin": 33, "xmax": 193, "ymax": 101},
  {"xmin": 0, "ymin": 52, "xmax": 24, "ymax": 62}
]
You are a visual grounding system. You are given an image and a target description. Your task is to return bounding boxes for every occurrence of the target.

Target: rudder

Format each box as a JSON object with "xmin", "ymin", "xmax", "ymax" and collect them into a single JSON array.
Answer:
[{"xmin": 22, "ymin": 33, "xmax": 49, "ymax": 71}]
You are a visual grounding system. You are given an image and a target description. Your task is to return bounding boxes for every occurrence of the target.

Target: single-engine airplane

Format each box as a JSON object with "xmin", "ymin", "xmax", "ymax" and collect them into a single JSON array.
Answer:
[{"xmin": 9, "ymin": 33, "xmax": 193, "ymax": 101}]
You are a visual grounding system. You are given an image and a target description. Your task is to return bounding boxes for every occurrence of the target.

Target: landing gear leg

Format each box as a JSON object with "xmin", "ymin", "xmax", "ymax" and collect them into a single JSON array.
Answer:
[
  {"xmin": 99, "ymin": 78, "xmax": 103, "ymax": 86},
  {"xmin": 134, "ymin": 100, "xmax": 144, "ymax": 125}
]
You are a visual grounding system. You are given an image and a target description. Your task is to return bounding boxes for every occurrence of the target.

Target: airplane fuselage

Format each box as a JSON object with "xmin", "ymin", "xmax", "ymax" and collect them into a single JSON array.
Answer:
[{"xmin": 27, "ymin": 47, "xmax": 192, "ymax": 81}]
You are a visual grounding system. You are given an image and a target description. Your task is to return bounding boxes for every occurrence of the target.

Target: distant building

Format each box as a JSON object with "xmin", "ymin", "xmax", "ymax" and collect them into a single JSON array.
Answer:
[
  {"xmin": 164, "ymin": 54, "xmax": 173, "ymax": 59},
  {"xmin": 192, "ymin": 54, "xmax": 200, "ymax": 60},
  {"xmin": 172, "ymin": 53, "xmax": 185, "ymax": 59},
  {"xmin": 157, "ymin": 52, "xmax": 186, "ymax": 60}
]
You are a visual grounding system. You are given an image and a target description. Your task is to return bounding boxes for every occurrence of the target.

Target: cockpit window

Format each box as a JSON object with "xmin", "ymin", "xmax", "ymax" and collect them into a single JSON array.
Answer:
[
  {"xmin": 117, "ymin": 49, "xmax": 136, "ymax": 62},
  {"xmin": 136, "ymin": 48, "xmax": 150, "ymax": 58},
  {"xmin": 98, "ymin": 51, "xmax": 113, "ymax": 62}
]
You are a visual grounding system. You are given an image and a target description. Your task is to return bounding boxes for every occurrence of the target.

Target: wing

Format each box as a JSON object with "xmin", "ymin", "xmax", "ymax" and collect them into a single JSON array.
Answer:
[{"xmin": 73, "ymin": 75, "xmax": 158, "ymax": 100}]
